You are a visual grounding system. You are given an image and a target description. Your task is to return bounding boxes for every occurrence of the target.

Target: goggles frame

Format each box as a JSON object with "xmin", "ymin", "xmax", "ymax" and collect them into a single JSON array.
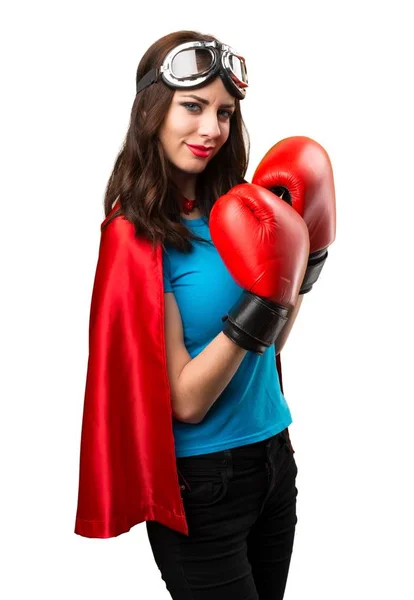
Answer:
[{"xmin": 136, "ymin": 40, "xmax": 248, "ymax": 99}]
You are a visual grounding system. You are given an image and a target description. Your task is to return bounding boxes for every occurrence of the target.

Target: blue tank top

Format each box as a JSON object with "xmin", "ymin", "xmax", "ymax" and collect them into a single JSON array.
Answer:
[{"xmin": 163, "ymin": 215, "xmax": 292, "ymax": 457}]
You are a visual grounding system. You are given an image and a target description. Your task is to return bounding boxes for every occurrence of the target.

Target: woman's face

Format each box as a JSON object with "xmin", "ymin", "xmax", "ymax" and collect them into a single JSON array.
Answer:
[{"xmin": 158, "ymin": 76, "xmax": 236, "ymax": 176}]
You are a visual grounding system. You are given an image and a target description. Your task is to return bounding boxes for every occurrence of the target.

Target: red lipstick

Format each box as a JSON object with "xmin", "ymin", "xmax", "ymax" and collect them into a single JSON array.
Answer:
[{"xmin": 186, "ymin": 144, "xmax": 213, "ymax": 158}]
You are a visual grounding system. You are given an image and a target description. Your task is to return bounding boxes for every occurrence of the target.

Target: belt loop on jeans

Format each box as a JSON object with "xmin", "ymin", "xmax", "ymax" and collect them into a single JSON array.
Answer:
[{"xmin": 223, "ymin": 449, "xmax": 233, "ymax": 480}]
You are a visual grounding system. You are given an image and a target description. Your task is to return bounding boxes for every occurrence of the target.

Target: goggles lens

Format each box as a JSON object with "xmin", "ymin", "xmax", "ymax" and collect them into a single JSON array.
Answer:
[
  {"xmin": 228, "ymin": 54, "xmax": 247, "ymax": 84},
  {"xmin": 170, "ymin": 48, "xmax": 214, "ymax": 80}
]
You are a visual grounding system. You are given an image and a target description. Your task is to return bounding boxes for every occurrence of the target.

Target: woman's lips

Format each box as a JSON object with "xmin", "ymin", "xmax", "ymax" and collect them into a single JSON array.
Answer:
[{"xmin": 186, "ymin": 144, "xmax": 213, "ymax": 158}]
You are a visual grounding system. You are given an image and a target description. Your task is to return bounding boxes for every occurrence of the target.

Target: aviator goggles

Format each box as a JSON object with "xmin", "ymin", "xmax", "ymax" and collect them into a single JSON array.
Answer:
[{"xmin": 135, "ymin": 40, "xmax": 248, "ymax": 100}]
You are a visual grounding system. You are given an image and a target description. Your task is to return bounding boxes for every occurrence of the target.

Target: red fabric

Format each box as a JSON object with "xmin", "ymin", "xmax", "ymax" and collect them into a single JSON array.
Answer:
[{"xmin": 74, "ymin": 201, "xmax": 284, "ymax": 538}]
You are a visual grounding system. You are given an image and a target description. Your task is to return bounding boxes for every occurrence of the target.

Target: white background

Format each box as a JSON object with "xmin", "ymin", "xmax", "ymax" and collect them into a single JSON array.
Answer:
[{"xmin": 1, "ymin": 0, "xmax": 413, "ymax": 598}]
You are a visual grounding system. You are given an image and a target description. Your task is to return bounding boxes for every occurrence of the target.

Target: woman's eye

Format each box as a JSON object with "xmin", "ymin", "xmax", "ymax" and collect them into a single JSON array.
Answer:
[
  {"xmin": 182, "ymin": 103, "xmax": 201, "ymax": 112},
  {"xmin": 181, "ymin": 103, "xmax": 233, "ymax": 119}
]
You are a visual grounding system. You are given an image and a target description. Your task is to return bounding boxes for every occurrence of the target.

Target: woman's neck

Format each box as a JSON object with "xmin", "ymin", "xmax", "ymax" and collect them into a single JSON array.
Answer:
[
  {"xmin": 170, "ymin": 167, "xmax": 197, "ymax": 200},
  {"xmin": 180, "ymin": 208, "xmax": 202, "ymax": 220}
]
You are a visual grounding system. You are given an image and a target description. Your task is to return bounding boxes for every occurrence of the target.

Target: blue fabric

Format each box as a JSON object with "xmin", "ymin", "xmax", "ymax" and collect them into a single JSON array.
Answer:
[{"xmin": 163, "ymin": 215, "xmax": 292, "ymax": 457}]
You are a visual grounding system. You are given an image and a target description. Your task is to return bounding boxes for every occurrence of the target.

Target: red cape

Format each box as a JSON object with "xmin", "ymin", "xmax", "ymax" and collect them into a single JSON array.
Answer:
[{"xmin": 74, "ymin": 202, "xmax": 285, "ymax": 538}]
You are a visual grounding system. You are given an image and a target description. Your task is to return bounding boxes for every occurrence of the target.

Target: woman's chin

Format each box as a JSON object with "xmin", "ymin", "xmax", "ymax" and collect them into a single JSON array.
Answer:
[{"xmin": 173, "ymin": 162, "xmax": 209, "ymax": 175}]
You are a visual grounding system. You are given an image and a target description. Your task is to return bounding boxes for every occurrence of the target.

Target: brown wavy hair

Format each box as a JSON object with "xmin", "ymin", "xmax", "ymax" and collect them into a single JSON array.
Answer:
[{"xmin": 102, "ymin": 30, "xmax": 250, "ymax": 252}]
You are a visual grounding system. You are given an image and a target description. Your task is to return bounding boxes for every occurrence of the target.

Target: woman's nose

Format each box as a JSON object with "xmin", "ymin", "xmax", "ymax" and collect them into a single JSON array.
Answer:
[{"xmin": 198, "ymin": 113, "xmax": 221, "ymax": 139}]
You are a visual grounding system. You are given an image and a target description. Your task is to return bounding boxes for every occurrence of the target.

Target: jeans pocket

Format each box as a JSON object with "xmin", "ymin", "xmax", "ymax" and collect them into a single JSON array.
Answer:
[{"xmin": 177, "ymin": 467, "xmax": 228, "ymax": 508}]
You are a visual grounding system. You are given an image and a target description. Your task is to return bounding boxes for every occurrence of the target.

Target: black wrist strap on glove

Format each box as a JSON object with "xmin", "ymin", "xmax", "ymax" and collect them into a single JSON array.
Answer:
[
  {"xmin": 299, "ymin": 249, "xmax": 328, "ymax": 294},
  {"xmin": 221, "ymin": 290, "xmax": 289, "ymax": 355}
]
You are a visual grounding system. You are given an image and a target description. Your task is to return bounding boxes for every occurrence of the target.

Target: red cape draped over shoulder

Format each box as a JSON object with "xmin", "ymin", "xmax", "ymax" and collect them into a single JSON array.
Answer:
[{"xmin": 74, "ymin": 202, "xmax": 285, "ymax": 538}]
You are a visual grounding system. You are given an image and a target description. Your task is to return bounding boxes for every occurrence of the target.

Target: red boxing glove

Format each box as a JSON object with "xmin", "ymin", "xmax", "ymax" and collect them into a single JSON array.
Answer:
[
  {"xmin": 252, "ymin": 136, "xmax": 336, "ymax": 294},
  {"xmin": 210, "ymin": 182, "xmax": 309, "ymax": 354}
]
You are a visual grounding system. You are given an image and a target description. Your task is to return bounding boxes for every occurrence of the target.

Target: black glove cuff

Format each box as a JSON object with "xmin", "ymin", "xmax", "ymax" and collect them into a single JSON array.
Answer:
[
  {"xmin": 221, "ymin": 290, "xmax": 289, "ymax": 355},
  {"xmin": 299, "ymin": 249, "xmax": 328, "ymax": 295}
]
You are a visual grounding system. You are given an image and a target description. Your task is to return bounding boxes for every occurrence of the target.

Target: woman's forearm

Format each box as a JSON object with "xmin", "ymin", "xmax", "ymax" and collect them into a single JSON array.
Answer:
[
  {"xmin": 176, "ymin": 295, "xmax": 304, "ymax": 423},
  {"xmin": 176, "ymin": 332, "xmax": 248, "ymax": 424}
]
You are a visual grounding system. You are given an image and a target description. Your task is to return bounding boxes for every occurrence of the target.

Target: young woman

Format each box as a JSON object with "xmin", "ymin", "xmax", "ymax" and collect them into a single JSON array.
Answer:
[{"xmin": 75, "ymin": 29, "xmax": 315, "ymax": 600}]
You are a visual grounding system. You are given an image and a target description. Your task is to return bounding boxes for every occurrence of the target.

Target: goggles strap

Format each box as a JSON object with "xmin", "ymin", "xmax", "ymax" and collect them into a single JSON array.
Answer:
[{"xmin": 136, "ymin": 68, "xmax": 159, "ymax": 94}]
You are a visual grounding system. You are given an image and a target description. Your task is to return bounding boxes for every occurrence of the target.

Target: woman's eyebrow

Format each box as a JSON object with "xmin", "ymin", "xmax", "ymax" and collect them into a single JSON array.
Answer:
[{"xmin": 179, "ymin": 93, "xmax": 235, "ymax": 109}]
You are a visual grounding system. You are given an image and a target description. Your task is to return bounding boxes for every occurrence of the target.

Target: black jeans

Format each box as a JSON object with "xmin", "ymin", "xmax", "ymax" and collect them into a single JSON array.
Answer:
[{"xmin": 146, "ymin": 428, "xmax": 298, "ymax": 599}]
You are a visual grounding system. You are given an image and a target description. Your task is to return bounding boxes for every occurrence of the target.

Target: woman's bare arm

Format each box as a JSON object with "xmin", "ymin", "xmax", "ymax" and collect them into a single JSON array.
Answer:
[{"xmin": 164, "ymin": 292, "xmax": 247, "ymax": 424}]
